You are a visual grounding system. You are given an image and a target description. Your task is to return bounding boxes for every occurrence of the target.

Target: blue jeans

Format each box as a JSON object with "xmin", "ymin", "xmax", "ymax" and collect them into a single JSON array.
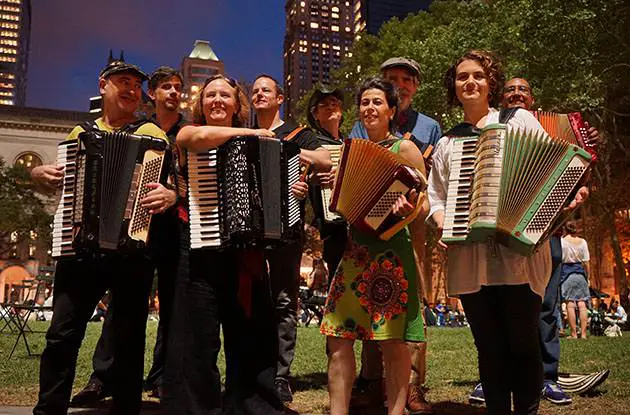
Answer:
[{"xmin": 539, "ymin": 236, "xmax": 562, "ymax": 382}]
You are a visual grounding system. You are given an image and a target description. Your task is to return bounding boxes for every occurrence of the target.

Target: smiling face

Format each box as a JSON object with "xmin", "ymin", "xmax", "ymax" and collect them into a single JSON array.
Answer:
[
  {"xmin": 502, "ymin": 78, "xmax": 534, "ymax": 110},
  {"xmin": 454, "ymin": 59, "xmax": 490, "ymax": 108},
  {"xmin": 251, "ymin": 76, "xmax": 283, "ymax": 114},
  {"xmin": 150, "ymin": 75, "xmax": 182, "ymax": 113},
  {"xmin": 359, "ymin": 88, "xmax": 395, "ymax": 140},
  {"xmin": 99, "ymin": 73, "xmax": 142, "ymax": 116},
  {"xmin": 201, "ymin": 78, "xmax": 239, "ymax": 126}
]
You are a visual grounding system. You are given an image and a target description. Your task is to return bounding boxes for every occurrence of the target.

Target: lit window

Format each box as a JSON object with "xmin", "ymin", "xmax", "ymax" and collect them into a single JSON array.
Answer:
[
  {"xmin": 331, "ymin": 25, "xmax": 339, "ymax": 32},
  {"xmin": 300, "ymin": 1, "xmax": 305, "ymax": 5},
  {"xmin": 310, "ymin": 22, "xmax": 319, "ymax": 28},
  {"xmin": 15, "ymin": 152, "xmax": 43, "ymax": 172},
  {"xmin": 332, "ymin": 6, "xmax": 340, "ymax": 12}
]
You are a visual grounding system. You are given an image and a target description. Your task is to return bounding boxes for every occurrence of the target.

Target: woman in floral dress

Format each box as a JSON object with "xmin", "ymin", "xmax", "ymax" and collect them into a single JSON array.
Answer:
[{"xmin": 321, "ymin": 77, "xmax": 428, "ymax": 415}]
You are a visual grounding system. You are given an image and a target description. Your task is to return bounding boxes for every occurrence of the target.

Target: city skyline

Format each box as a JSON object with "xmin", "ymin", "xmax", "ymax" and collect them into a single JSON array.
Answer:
[{"xmin": 25, "ymin": 0, "xmax": 286, "ymax": 112}]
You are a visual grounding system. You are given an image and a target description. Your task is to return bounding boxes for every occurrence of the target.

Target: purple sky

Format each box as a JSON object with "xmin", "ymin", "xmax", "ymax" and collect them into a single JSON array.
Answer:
[{"xmin": 26, "ymin": 0, "xmax": 286, "ymax": 111}]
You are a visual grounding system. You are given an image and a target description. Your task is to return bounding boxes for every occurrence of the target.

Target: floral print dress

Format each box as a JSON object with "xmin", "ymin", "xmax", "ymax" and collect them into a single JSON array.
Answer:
[{"xmin": 320, "ymin": 140, "xmax": 425, "ymax": 342}]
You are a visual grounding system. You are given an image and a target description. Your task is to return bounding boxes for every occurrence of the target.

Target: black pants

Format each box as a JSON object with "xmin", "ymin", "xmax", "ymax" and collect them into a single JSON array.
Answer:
[
  {"xmin": 461, "ymin": 285, "xmax": 543, "ymax": 415},
  {"xmin": 34, "ymin": 253, "xmax": 153, "ymax": 415},
  {"xmin": 539, "ymin": 236, "xmax": 563, "ymax": 382},
  {"xmin": 321, "ymin": 223, "xmax": 347, "ymax": 291},
  {"xmin": 266, "ymin": 240, "xmax": 303, "ymax": 380},
  {"xmin": 87, "ymin": 219, "xmax": 179, "ymax": 391},
  {"xmin": 162, "ymin": 224, "xmax": 282, "ymax": 415}
]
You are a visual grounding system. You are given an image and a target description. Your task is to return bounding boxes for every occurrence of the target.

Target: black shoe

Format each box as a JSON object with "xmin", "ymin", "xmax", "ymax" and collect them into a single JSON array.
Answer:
[
  {"xmin": 274, "ymin": 378, "xmax": 293, "ymax": 403},
  {"xmin": 70, "ymin": 380, "xmax": 111, "ymax": 407}
]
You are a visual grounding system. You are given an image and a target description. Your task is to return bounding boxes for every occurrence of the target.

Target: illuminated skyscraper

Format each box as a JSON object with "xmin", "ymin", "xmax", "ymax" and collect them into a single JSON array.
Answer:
[
  {"xmin": 353, "ymin": 0, "xmax": 432, "ymax": 38},
  {"xmin": 180, "ymin": 40, "xmax": 224, "ymax": 113},
  {"xmin": 0, "ymin": 0, "xmax": 31, "ymax": 106},
  {"xmin": 283, "ymin": 0, "xmax": 354, "ymax": 119}
]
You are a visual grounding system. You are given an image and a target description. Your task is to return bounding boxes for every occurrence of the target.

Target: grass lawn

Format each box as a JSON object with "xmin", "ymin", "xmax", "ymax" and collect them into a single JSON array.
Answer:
[{"xmin": 1, "ymin": 322, "xmax": 629, "ymax": 414}]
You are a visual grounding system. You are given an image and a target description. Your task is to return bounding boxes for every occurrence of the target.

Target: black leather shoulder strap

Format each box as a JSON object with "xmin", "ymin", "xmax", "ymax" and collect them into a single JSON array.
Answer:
[{"xmin": 499, "ymin": 107, "xmax": 519, "ymax": 124}]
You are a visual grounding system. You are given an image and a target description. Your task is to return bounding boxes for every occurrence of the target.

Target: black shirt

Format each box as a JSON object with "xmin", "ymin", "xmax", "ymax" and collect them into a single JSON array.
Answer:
[{"xmin": 273, "ymin": 119, "xmax": 322, "ymax": 150}]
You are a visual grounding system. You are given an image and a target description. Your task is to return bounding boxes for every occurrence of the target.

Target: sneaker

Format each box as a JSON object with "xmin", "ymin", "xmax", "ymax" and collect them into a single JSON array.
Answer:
[
  {"xmin": 70, "ymin": 380, "xmax": 111, "ymax": 407},
  {"xmin": 468, "ymin": 383, "xmax": 485, "ymax": 404},
  {"xmin": 542, "ymin": 381, "xmax": 572, "ymax": 404},
  {"xmin": 407, "ymin": 384, "xmax": 433, "ymax": 414},
  {"xmin": 274, "ymin": 378, "xmax": 293, "ymax": 403}
]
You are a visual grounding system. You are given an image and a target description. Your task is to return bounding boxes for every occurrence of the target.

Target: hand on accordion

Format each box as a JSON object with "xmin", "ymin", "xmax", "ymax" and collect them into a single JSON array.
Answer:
[
  {"xmin": 252, "ymin": 128, "xmax": 275, "ymax": 138},
  {"xmin": 141, "ymin": 182, "xmax": 177, "ymax": 214},
  {"xmin": 291, "ymin": 181, "xmax": 309, "ymax": 201},
  {"xmin": 563, "ymin": 185, "xmax": 589, "ymax": 213},
  {"xmin": 315, "ymin": 167, "xmax": 336, "ymax": 188},
  {"xmin": 31, "ymin": 164, "xmax": 65, "ymax": 190},
  {"xmin": 392, "ymin": 189, "xmax": 418, "ymax": 219}
]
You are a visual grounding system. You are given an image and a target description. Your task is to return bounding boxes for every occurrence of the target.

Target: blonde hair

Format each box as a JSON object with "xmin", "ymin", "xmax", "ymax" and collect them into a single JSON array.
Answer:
[{"xmin": 192, "ymin": 75, "xmax": 249, "ymax": 127}]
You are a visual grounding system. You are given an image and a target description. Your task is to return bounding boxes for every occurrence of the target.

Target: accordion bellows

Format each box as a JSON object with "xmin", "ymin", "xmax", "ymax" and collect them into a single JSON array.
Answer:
[
  {"xmin": 443, "ymin": 124, "xmax": 591, "ymax": 255},
  {"xmin": 533, "ymin": 111, "xmax": 597, "ymax": 162},
  {"xmin": 329, "ymin": 138, "xmax": 427, "ymax": 241}
]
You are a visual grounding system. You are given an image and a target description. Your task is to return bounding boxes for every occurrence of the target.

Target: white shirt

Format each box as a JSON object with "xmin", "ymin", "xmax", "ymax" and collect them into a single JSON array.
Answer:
[
  {"xmin": 428, "ymin": 108, "xmax": 552, "ymax": 298},
  {"xmin": 561, "ymin": 237, "xmax": 590, "ymax": 263}
]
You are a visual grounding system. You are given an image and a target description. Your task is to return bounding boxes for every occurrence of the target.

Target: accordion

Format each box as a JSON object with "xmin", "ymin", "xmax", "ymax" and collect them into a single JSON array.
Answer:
[
  {"xmin": 533, "ymin": 111, "xmax": 597, "ymax": 162},
  {"xmin": 311, "ymin": 143, "xmax": 344, "ymax": 223},
  {"xmin": 329, "ymin": 138, "xmax": 427, "ymax": 241},
  {"xmin": 187, "ymin": 136, "xmax": 302, "ymax": 249},
  {"xmin": 442, "ymin": 124, "xmax": 591, "ymax": 255},
  {"xmin": 52, "ymin": 131, "xmax": 167, "ymax": 258}
]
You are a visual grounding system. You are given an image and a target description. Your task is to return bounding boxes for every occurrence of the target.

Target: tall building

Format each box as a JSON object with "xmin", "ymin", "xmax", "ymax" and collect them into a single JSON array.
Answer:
[
  {"xmin": 353, "ymin": 0, "xmax": 432, "ymax": 37},
  {"xmin": 283, "ymin": 0, "xmax": 354, "ymax": 119},
  {"xmin": 0, "ymin": 0, "xmax": 31, "ymax": 106},
  {"xmin": 180, "ymin": 40, "xmax": 224, "ymax": 113}
]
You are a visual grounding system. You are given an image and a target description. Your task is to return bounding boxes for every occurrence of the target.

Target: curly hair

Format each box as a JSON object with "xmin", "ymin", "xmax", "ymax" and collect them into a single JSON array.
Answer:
[
  {"xmin": 191, "ymin": 74, "xmax": 249, "ymax": 127},
  {"xmin": 356, "ymin": 77, "xmax": 399, "ymax": 134},
  {"xmin": 444, "ymin": 49, "xmax": 505, "ymax": 108}
]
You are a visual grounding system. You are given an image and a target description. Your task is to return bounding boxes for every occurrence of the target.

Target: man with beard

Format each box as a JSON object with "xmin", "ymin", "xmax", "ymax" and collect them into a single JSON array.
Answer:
[
  {"xmin": 251, "ymin": 74, "xmax": 331, "ymax": 403},
  {"xmin": 31, "ymin": 61, "xmax": 171, "ymax": 415},
  {"xmin": 468, "ymin": 77, "xmax": 609, "ymax": 406},
  {"xmin": 69, "ymin": 66, "xmax": 184, "ymax": 406},
  {"xmin": 350, "ymin": 57, "xmax": 437, "ymax": 415}
]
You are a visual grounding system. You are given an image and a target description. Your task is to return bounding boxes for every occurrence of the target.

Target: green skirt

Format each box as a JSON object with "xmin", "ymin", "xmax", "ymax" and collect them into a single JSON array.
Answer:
[{"xmin": 320, "ymin": 226, "xmax": 425, "ymax": 342}]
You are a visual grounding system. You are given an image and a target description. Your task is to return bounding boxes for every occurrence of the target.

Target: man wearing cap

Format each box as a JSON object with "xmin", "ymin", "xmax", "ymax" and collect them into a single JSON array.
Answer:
[
  {"xmin": 350, "ymin": 57, "xmax": 441, "ymax": 157},
  {"xmin": 306, "ymin": 86, "xmax": 347, "ymax": 283},
  {"xmin": 67, "ymin": 66, "xmax": 186, "ymax": 406},
  {"xmin": 350, "ymin": 57, "xmax": 437, "ymax": 415},
  {"xmin": 31, "ymin": 61, "xmax": 172, "ymax": 415}
]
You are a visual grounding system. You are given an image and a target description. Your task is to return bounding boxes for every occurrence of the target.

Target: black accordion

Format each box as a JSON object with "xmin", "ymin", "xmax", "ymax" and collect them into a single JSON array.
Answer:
[
  {"xmin": 52, "ymin": 131, "xmax": 167, "ymax": 258},
  {"xmin": 187, "ymin": 136, "xmax": 302, "ymax": 249}
]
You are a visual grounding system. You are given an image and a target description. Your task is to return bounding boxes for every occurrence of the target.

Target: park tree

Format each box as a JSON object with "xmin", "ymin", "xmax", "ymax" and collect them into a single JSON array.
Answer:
[{"xmin": 0, "ymin": 158, "xmax": 52, "ymax": 259}]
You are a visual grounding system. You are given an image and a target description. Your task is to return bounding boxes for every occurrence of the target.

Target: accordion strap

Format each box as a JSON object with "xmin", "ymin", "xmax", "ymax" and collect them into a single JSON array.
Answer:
[{"xmin": 283, "ymin": 126, "xmax": 306, "ymax": 142}]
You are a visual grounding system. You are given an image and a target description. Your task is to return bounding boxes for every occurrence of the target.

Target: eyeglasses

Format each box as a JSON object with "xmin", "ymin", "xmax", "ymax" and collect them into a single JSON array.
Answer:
[
  {"xmin": 316, "ymin": 98, "xmax": 342, "ymax": 108},
  {"xmin": 504, "ymin": 85, "xmax": 532, "ymax": 94}
]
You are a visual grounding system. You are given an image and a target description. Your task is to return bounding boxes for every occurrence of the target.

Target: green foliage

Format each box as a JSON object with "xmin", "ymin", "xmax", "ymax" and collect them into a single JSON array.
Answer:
[{"xmin": 0, "ymin": 158, "xmax": 52, "ymax": 258}]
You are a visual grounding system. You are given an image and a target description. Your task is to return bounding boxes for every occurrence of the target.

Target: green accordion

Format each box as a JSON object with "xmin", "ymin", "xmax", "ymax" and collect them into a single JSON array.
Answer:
[{"xmin": 442, "ymin": 123, "xmax": 591, "ymax": 256}]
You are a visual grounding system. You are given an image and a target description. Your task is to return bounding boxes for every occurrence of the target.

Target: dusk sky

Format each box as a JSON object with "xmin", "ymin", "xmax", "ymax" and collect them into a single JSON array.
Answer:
[{"xmin": 26, "ymin": 0, "xmax": 286, "ymax": 111}]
